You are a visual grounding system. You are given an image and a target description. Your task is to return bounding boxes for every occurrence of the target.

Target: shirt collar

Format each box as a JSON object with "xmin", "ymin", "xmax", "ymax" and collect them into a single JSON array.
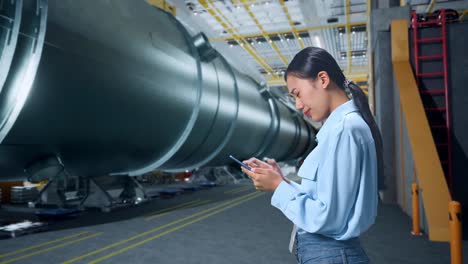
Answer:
[{"xmin": 316, "ymin": 100, "xmax": 358, "ymax": 143}]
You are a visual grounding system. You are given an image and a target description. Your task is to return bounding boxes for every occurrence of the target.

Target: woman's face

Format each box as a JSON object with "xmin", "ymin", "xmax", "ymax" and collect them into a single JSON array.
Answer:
[{"xmin": 286, "ymin": 73, "xmax": 330, "ymax": 122}]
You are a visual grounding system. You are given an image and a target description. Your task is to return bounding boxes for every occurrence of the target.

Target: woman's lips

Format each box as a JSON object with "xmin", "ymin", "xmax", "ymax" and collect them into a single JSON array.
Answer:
[{"xmin": 304, "ymin": 110, "xmax": 311, "ymax": 117}]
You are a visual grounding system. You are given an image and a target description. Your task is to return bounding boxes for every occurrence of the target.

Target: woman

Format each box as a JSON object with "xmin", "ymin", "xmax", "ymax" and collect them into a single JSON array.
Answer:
[{"xmin": 242, "ymin": 47, "xmax": 383, "ymax": 264}]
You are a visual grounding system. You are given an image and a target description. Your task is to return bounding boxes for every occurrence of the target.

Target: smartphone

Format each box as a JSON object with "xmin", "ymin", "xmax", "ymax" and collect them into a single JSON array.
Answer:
[{"xmin": 229, "ymin": 155, "xmax": 252, "ymax": 171}]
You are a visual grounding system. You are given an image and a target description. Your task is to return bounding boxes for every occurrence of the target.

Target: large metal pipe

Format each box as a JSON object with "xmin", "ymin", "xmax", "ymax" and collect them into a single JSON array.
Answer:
[{"xmin": 0, "ymin": 0, "xmax": 316, "ymax": 181}]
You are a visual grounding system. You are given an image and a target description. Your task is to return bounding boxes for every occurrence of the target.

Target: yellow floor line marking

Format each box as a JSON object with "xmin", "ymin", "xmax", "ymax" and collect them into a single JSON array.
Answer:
[
  {"xmin": 88, "ymin": 192, "xmax": 264, "ymax": 264},
  {"xmin": 0, "ymin": 232, "xmax": 102, "ymax": 264},
  {"xmin": 143, "ymin": 199, "xmax": 201, "ymax": 218},
  {"xmin": 223, "ymin": 185, "xmax": 251, "ymax": 194},
  {"xmin": 223, "ymin": 186, "xmax": 248, "ymax": 194},
  {"xmin": 62, "ymin": 191, "xmax": 259, "ymax": 264},
  {"xmin": 230, "ymin": 186, "xmax": 253, "ymax": 194},
  {"xmin": 145, "ymin": 199, "xmax": 212, "ymax": 221},
  {"xmin": 0, "ymin": 231, "xmax": 90, "ymax": 258}
]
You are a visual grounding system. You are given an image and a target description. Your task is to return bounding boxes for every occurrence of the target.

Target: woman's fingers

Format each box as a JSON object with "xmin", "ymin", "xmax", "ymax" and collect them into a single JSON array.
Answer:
[
  {"xmin": 266, "ymin": 159, "xmax": 284, "ymax": 177},
  {"xmin": 242, "ymin": 168, "xmax": 263, "ymax": 190},
  {"xmin": 251, "ymin": 167, "xmax": 270, "ymax": 175},
  {"xmin": 244, "ymin": 157, "xmax": 272, "ymax": 169},
  {"xmin": 241, "ymin": 166, "xmax": 282, "ymax": 192},
  {"xmin": 266, "ymin": 159, "xmax": 280, "ymax": 170},
  {"xmin": 241, "ymin": 167, "xmax": 255, "ymax": 180},
  {"xmin": 243, "ymin": 157, "xmax": 261, "ymax": 167}
]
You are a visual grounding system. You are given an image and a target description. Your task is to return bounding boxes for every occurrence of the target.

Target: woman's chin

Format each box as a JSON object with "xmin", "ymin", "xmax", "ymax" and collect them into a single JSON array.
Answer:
[{"xmin": 310, "ymin": 115, "xmax": 322, "ymax": 122}]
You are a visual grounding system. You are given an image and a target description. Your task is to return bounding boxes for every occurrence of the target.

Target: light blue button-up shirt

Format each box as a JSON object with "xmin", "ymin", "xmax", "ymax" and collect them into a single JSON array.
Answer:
[{"xmin": 271, "ymin": 100, "xmax": 378, "ymax": 240}]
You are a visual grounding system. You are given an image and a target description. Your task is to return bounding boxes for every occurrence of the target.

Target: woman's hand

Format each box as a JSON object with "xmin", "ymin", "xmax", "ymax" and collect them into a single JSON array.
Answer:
[
  {"xmin": 243, "ymin": 157, "xmax": 290, "ymax": 184},
  {"xmin": 241, "ymin": 166, "xmax": 283, "ymax": 192},
  {"xmin": 265, "ymin": 159, "xmax": 284, "ymax": 177}
]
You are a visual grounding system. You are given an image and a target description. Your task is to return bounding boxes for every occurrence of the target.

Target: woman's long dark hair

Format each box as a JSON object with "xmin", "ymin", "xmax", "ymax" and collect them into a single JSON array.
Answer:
[{"xmin": 285, "ymin": 47, "xmax": 384, "ymax": 190}]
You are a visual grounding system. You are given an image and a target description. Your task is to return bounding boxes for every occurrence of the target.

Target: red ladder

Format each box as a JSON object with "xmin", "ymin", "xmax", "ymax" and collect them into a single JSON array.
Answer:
[{"xmin": 411, "ymin": 9, "xmax": 452, "ymax": 193}]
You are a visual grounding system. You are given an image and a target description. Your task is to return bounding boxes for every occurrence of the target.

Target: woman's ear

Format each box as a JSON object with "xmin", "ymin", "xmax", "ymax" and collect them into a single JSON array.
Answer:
[{"xmin": 317, "ymin": 71, "xmax": 330, "ymax": 89}]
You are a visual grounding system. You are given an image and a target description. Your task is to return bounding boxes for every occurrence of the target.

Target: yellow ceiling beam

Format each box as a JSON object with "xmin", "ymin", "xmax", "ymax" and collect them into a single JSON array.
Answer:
[
  {"xmin": 460, "ymin": 10, "xmax": 467, "ymax": 22},
  {"xmin": 346, "ymin": 0, "xmax": 352, "ymax": 74},
  {"xmin": 240, "ymin": 0, "xmax": 289, "ymax": 66},
  {"xmin": 351, "ymin": 75, "xmax": 369, "ymax": 80},
  {"xmin": 199, "ymin": 0, "xmax": 275, "ymax": 75},
  {"xmin": 344, "ymin": 65, "xmax": 369, "ymax": 70},
  {"xmin": 344, "ymin": 74, "xmax": 368, "ymax": 82},
  {"xmin": 146, "ymin": 0, "xmax": 176, "ymax": 15},
  {"xmin": 343, "ymin": 70, "xmax": 368, "ymax": 75},
  {"xmin": 262, "ymin": 57, "xmax": 286, "ymax": 62},
  {"xmin": 352, "ymin": 77, "xmax": 369, "ymax": 83},
  {"xmin": 347, "ymin": 77, "xmax": 368, "ymax": 82},
  {"xmin": 267, "ymin": 75, "xmax": 368, "ymax": 87},
  {"xmin": 209, "ymin": 23, "xmax": 367, "ymax": 42},
  {"xmin": 366, "ymin": 0, "xmax": 374, "ymax": 114},
  {"xmin": 346, "ymin": 77, "xmax": 368, "ymax": 81},
  {"xmin": 278, "ymin": 0, "xmax": 305, "ymax": 49},
  {"xmin": 267, "ymin": 77, "xmax": 286, "ymax": 87},
  {"xmin": 426, "ymin": 0, "xmax": 437, "ymax": 13}
]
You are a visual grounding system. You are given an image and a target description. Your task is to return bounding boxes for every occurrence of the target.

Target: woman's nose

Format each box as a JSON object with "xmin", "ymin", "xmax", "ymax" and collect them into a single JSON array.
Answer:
[{"xmin": 295, "ymin": 99, "xmax": 303, "ymax": 110}]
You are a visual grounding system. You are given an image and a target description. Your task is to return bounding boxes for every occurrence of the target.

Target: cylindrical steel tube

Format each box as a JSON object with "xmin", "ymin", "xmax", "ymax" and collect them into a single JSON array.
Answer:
[{"xmin": 0, "ymin": 0, "xmax": 315, "ymax": 180}]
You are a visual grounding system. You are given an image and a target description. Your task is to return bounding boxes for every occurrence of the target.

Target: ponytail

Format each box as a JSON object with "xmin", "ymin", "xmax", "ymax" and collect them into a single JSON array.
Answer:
[{"xmin": 347, "ymin": 81, "xmax": 385, "ymax": 191}]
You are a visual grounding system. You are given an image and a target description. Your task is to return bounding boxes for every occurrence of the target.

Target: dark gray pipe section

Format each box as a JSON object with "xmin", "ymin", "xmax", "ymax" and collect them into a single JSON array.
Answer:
[
  {"xmin": 0, "ymin": 0, "xmax": 316, "ymax": 180},
  {"xmin": 0, "ymin": 0, "xmax": 22, "ymax": 94},
  {"xmin": 0, "ymin": 0, "xmax": 47, "ymax": 143},
  {"xmin": 253, "ymin": 95, "xmax": 280, "ymax": 158}
]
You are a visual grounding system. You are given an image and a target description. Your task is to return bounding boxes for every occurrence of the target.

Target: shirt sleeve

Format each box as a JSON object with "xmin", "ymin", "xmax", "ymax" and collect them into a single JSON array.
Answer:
[
  {"xmin": 271, "ymin": 130, "xmax": 364, "ymax": 235},
  {"xmin": 288, "ymin": 179, "xmax": 302, "ymax": 191}
]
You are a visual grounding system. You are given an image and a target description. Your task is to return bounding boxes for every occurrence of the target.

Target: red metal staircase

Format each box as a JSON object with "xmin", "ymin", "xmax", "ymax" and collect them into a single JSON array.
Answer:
[{"xmin": 411, "ymin": 9, "xmax": 452, "ymax": 193}]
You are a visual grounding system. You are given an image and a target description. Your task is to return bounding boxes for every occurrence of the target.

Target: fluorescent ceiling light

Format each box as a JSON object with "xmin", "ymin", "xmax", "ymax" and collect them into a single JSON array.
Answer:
[{"xmin": 314, "ymin": 35, "xmax": 322, "ymax": 48}]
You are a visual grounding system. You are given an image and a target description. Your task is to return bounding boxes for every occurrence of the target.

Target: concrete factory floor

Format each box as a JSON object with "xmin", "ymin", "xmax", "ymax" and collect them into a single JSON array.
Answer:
[{"xmin": 0, "ymin": 177, "xmax": 466, "ymax": 264}]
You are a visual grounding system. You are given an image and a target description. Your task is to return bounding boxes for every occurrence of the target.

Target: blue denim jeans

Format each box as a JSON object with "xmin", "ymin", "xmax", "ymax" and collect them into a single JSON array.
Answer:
[{"xmin": 295, "ymin": 233, "xmax": 370, "ymax": 264}]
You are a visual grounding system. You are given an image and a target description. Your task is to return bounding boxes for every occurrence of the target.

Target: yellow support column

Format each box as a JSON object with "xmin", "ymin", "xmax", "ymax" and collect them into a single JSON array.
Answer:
[
  {"xmin": 411, "ymin": 183, "xmax": 423, "ymax": 236},
  {"xmin": 449, "ymin": 201, "xmax": 463, "ymax": 264},
  {"xmin": 399, "ymin": 103, "xmax": 406, "ymax": 213}
]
